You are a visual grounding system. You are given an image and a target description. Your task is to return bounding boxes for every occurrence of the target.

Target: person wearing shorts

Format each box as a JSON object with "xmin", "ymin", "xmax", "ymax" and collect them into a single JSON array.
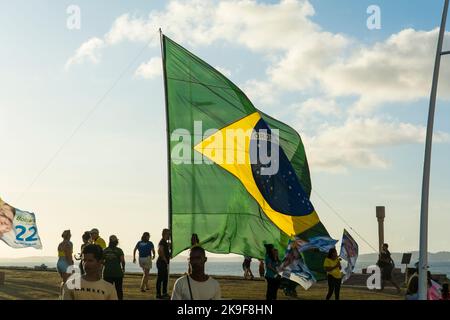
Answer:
[
  {"xmin": 57, "ymin": 230, "xmax": 74, "ymax": 296},
  {"xmin": 133, "ymin": 232, "xmax": 155, "ymax": 292}
]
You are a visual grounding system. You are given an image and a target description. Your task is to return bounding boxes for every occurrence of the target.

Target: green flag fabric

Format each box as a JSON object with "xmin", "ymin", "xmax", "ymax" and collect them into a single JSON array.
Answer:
[{"xmin": 163, "ymin": 35, "xmax": 329, "ymax": 266}]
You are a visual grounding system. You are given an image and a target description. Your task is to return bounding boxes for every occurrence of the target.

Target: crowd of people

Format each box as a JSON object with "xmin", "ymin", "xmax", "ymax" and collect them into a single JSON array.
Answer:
[
  {"xmin": 57, "ymin": 228, "xmax": 222, "ymax": 300},
  {"xmin": 56, "ymin": 231, "xmax": 449, "ymax": 301},
  {"xmin": 58, "ymin": 228, "xmax": 173, "ymax": 300}
]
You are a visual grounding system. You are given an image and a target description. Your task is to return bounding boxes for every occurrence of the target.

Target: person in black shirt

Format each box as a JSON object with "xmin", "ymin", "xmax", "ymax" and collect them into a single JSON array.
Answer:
[
  {"xmin": 377, "ymin": 243, "xmax": 401, "ymax": 293},
  {"xmin": 156, "ymin": 228, "xmax": 171, "ymax": 299}
]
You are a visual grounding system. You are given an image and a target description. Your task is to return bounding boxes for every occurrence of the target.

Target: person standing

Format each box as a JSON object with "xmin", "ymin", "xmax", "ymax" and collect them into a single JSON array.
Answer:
[
  {"xmin": 324, "ymin": 247, "xmax": 342, "ymax": 300},
  {"xmin": 264, "ymin": 244, "xmax": 281, "ymax": 300},
  {"xmin": 103, "ymin": 235, "xmax": 125, "ymax": 300},
  {"xmin": 133, "ymin": 232, "xmax": 155, "ymax": 292},
  {"xmin": 187, "ymin": 233, "xmax": 200, "ymax": 274},
  {"xmin": 57, "ymin": 230, "xmax": 74, "ymax": 294},
  {"xmin": 156, "ymin": 228, "xmax": 171, "ymax": 299},
  {"xmin": 90, "ymin": 228, "xmax": 106, "ymax": 249},
  {"xmin": 377, "ymin": 243, "xmax": 401, "ymax": 293},
  {"xmin": 62, "ymin": 244, "xmax": 117, "ymax": 300},
  {"xmin": 242, "ymin": 256, "xmax": 254, "ymax": 280},
  {"xmin": 406, "ymin": 266, "xmax": 419, "ymax": 300},
  {"xmin": 171, "ymin": 246, "xmax": 221, "ymax": 300},
  {"xmin": 258, "ymin": 259, "xmax": 265, "ymax": 278},
  {"xmin": 74, "ymin": 231, "xmax": 91, "ymax": 275}
]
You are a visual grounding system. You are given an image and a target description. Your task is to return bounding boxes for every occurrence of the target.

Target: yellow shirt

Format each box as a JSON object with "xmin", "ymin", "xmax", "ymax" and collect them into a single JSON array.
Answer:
[
  {"xmin": 93, "ymin": 237, "xmax": 107, "ymax": 249},
  {"xmin": 323, "ymin": 257, "xmax": 342, "ymax": 279}
]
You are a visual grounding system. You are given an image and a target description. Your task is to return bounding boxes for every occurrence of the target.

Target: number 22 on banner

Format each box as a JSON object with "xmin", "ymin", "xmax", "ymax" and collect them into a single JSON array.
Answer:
[{"xmin": 15, "ymin": 226, "xmax": 38, "ymax": 242}]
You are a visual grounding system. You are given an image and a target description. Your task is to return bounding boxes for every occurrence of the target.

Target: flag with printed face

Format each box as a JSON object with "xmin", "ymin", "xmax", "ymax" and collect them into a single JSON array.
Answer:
[
  {"xmin": 279, "ymin": 236, "xmax": 338, "ymax": 289},
  {"xmin": 0, "ymin": 197, "xmax": 42, "ymax": 249},
  {"xmin": 339, "ymin": 229, "xmax": 358, "ymax": 282}
]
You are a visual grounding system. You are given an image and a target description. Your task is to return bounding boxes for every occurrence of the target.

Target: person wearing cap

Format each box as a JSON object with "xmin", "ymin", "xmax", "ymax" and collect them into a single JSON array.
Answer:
[
  {"xmin": 103, "ymin": 235, "xmax": 125, "ymax": 300},
  {"xmin": 90, "ymin": 228, "xmax": 106, "ymax": 249}
]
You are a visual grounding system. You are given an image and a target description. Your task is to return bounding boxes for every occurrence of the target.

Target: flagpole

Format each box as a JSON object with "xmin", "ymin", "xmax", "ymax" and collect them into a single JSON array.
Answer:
[
  {"xmin": 418, "ymin": 0, "xmax": 449, "ymax": 300},
  {"xmin": 159, "ymin": 29, "xmax": 173, "ymax": 244}
]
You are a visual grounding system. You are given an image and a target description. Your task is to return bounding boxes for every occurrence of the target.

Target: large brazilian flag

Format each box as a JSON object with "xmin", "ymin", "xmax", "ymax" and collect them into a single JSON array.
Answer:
[{"xmin": 162, "ymin": 35, "xmax": 330, "ymax": 279}]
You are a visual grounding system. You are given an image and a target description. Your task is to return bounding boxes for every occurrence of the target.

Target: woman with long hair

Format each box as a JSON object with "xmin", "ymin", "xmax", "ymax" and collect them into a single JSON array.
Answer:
[{"xmin": 57, "ymin": 230, "xmax": 74, "ymax": 293}]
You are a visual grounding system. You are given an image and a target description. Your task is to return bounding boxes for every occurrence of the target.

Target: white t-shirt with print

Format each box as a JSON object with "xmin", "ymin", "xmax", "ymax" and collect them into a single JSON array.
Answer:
[
  {"xmin": 171, "ymin": 275, "xmax": 221, "ymax": 300},
  {"xmin": 62, "ymin": 277, "xmax": 118, "ymax": 300}
]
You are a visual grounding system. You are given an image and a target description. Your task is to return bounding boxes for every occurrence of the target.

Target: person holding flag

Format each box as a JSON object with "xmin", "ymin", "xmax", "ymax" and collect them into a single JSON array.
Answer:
[{"xmin": 323, "ymin": 248, "xmax": 343, "ymax": 300}]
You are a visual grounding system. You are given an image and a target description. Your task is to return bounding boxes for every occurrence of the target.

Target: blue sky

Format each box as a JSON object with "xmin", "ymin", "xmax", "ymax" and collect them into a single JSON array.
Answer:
[{"xmin": 1, "ymin": 0, "xmax": 450, "ymax": 258}]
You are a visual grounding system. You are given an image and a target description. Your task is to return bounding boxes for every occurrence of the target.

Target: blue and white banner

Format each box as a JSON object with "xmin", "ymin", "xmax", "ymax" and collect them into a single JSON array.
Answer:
[
  {"xmin": 339, "ymin": 229, "xmax": 358, "ymax": 282},
  {"xmin": 0, "ymin": 198, "xmax": 42, "ymax": 249},
  {"xmin": 279, "ymin": 236, "xmax": 338, "ymax": 290}
]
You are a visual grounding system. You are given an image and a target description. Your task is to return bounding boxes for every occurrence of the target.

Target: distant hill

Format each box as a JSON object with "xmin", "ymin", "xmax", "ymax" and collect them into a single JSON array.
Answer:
[
  {"xmin": 0, "ymin": 254, "xmax": 242, "ymax": 264},
  {"xmin": 1, "ymin": 251, "xmax": 449, "ymax": 265},
  {"xmin": 358, "ymin": 251, "xmax": 450, "ymax": 265}
]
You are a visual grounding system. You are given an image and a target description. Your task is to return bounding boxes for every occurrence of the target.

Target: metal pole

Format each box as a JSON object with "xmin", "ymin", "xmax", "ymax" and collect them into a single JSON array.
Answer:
[
  {"xmin": 418, "ymin": 0, "xmax": 449, "ymax": 300},
  {"xmin": 159, "ymin": 29, "xmax": 173, "ymax": 238}
]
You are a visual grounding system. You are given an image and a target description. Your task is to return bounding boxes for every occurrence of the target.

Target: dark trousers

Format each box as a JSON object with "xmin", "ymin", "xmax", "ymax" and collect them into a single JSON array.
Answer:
[
  {"xmin": 156, "ymin": 260, "xmax": 168, "ymax": 296},
  {"xmin": 265, "ymin": 276, "xmax": 280, "ymax": 300},
  {"xmin": 326, "ymin": 275, "xmax": 341, "ymax": 300},
  {"xmin": 104, "ymin": 276, "xmax": 124, "ymax": 300}
]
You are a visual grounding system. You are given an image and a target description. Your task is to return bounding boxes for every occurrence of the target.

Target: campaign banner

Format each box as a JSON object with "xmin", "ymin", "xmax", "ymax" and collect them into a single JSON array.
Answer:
[
  {"xmin": 0, "ymin": 198, "xmax": 42, "ymax": 249},
  {"xmin": 279, "ymin": 236, "xmax": 338, "ymax": 290},
  {"xmin": 339, "ymin": 229, "xmax": 358, "ymax": 282}
]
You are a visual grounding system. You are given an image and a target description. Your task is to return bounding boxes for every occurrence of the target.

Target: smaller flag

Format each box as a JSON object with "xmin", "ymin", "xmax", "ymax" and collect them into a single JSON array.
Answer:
[
  {"xmin": 428, "ymin": 279, "xmax": 442, "ymax": 300},
  {"xmin": 0, "ymin": 197, "xmax": 42, "ymax": 249},
  {"xmin": 339, "ymin": 229, "xmax": 358, "ymax": 282},
  {"xmin": 279, "ymin": 236, "xmax": 338, "ymax": 290}
]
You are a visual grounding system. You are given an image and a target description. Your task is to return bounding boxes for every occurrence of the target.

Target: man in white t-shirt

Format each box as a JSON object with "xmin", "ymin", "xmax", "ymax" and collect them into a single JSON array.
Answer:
[
  {"xmin": 171, "ymin": 246, "xmax": 221, "ymax": 300},
  {"xmin": 62, "ymin": 244, "xmax": 117, "ymax": 300}
]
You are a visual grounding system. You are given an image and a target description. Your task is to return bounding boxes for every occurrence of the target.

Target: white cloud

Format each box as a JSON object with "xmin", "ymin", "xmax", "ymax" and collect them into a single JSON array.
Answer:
[
  {"xmin": 268, "ymin": 32, "xmax": 350, "ymax": 91},
  {"xmin": 242, "ymin": 79, "xmax": 277, "ymax": 107},
  {"xmin": 214, "ymin": 66, "xmax": 231, "ymax": 77},
  {"xmin": 65, "ymin": 1, "xmax": 450, "ymax": 114},
  {"xmin": 65, "ymin": 37, "xmax": 104, "ymax": 70},
  {"xmin": 66, "ymin": 0, "xmax": 322, "ymax": 67},
  {"xmin": 321, "ymin": 29, "xmax": 450, "ymax": 113},
  {"xmin": 298, "ymin": 98, "xmax": 341, "ymax": 117},
  {"xmin": 105, "ymin": 14, "xmax": 157, "ymax": 45},
  {"xmin": 64, "ymin": 0, "xmax": 450, "ymax": 172},
  {"xmin": 266, "ymin": 27, "xmax": 450, "ymax": 113},
  {"xmin": 302, "ymin": 118, "xmax": 450, "ymax": 172},
  {"xmin": 135, "ymin": 57, "xmax": 162, "ymax": 79}
]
